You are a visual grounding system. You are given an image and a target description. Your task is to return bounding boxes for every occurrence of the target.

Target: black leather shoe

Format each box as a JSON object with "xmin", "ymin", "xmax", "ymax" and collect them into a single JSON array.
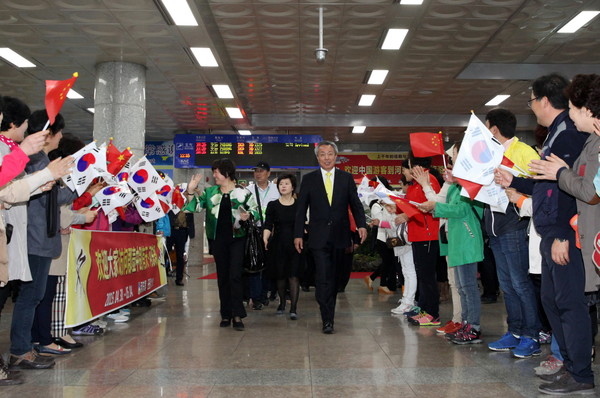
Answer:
[
  {"xmin": 480, "ymin": 296, "xmax": 497, "ymax": 304},
  {"xmin": 175, "ymin": 280, "xmax": 184, "ymax": 286},
  {"xmin": 9, "ymin": 351, "xmax": 55, "ymax": 370},
  {"xmin": 538, "ymin": 371, "xmax": 595, "ymax": 395},
  {"xmin": 322, "ymin": 322, "xmax": 334, "ymax": 334},
  {"xmin": 219, "ymin": 319, "xmax": 231, "ymax": 327},
  {"xmin": 538, "ymin": 366, "xmax": 567, "ymax": 382},
  {"xmin": 54, "ymin": 337, "xmax": 83, "ymax": 349},
  {"xmin": 233, "ymin": 320, "xmax": 245, "ymax": 331}
]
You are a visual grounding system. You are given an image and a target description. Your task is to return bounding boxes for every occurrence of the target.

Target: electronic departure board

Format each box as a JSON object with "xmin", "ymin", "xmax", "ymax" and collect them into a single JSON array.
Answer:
[{"xmin": 174, "ymin": 134, "xmax": 322, "ymax": 169}]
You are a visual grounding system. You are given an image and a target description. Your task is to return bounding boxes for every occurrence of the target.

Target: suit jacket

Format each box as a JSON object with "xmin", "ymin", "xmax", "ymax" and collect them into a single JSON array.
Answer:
[{"xmin": 294, "ymin": 168, "xmax": 366, "ymax": 249}]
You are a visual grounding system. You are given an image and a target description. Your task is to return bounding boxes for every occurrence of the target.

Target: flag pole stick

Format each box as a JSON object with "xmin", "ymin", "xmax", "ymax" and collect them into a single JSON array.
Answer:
[
  {"xmin": 442, "ymin": 154, "xmax": 447, "ymax": 169},
  {"xmin": 43, "ymin": 120, "xmax": 50, "ymax": 131}
]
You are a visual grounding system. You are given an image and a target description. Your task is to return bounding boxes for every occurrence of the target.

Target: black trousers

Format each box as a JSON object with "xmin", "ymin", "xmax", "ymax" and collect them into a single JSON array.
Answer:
[
  {"xmin": 540, "ymin": 235, "xmax": 593, "ymax": 384},
  {"xmin": 311, "ymin": 244, "xmax": 344, "ymax": 324},
  {"xmin": 211, "ymin": 237, "xmax": 247, "ymax": 319},
  {"xmin": 371, "ymin": 240, "xmax": 397, "ymax": 290},
  {"xmin": 412, "ymin": 240, "xmax": 440, "ymax": 319},
  {"xmin": 478, "ymin": 239, "xmax": 499, "ymax": 298},
  {"xmin": 32, "ymin": 275, "xmax": 58, "ymax": 346},
  {"xmin": 170, "ymin": 228, "xmax": 189, "ymax": 283}
]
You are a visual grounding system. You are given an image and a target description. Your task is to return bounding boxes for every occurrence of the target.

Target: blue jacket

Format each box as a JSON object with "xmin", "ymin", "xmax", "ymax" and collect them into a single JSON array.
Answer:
[{"xmin": 511, "ymin": 111, "xmax": 588, "ymax": 239}]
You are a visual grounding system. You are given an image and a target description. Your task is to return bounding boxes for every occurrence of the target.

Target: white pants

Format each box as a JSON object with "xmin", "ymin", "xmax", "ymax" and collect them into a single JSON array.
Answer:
[{"xmin": 394, "ymin": 244, "xmax": 416, "ymax": 307}]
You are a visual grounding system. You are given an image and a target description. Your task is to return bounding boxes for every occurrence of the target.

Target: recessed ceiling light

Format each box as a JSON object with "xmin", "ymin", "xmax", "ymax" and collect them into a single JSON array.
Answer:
[
  {"xmin": 238, "ymin": 130, "xmax": 252, "ymax": 136},
  {"xmin": 190, "ymin": 47, "xmax": 218, "ymax": 67},
  {"xmin": 367, "ymin": 70, "xmax": 389, "ymax": 85},
  {"xmin": 400, "ymin": 0, "xmax": 423, "ymax": 4},
  {"xmin": 0, "ymin": 48, "xmax": 36, "ymax": 68},
  {"xmin": 352, "ymin": 126, "xmax": 366, "ymax": 134},
  {"xmin": 159, "ymin": 0, "xmax": 198, "ymax": 26},
  {"xmin": 358, "ymin": 95, "xmax": 376, "ymax": 106},
  {"xmin": 226, "ymin": 107, "xmax": 243, "ymax": 118},
  {"xmin": 67, "ymin": 89, "xmax": 83, "ymax": 99},
  {"xmin": 87, "ymin": 108, "xmax": 95, "ymax": 114},
  {"xmin": 212, "ymin": 85, "xmax": 234, "ymax": 99},
  {"xmin": 558, "ymin": 11, "xmax": 600, "ymax": 33},
  {"xmin": 381, "ymin": 29, "xmax": 409, "ymax": 50},
  {"xmin": 485, "ymin": 94, "xmax": 510, "ymax": 106}
]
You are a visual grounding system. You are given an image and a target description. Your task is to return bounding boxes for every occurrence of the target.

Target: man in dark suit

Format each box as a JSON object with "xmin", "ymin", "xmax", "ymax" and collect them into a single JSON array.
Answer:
[{"xmin": 294, "ymin": 141, "xmax": 367, "ymax": 334}]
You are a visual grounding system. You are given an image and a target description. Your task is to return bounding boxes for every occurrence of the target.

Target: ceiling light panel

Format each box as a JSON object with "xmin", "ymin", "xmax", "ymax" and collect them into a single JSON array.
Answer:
[
  {"xmin": 67, "ymin": 89, "xmax": 84, "ymax": 99},
  {"xmin": 160, "ymin": 0, "xmax": 198, "ymax": 26},
  {"xmin": 226, "ymin": 107, "xmax": 243, "ymax": 118},
  {"xmin": 485, "ymin": 94, "xmax": 510, "ymax": 106},
  {"xmin": 352, "ymin": 126, "xmax": 366, "ymax": 133},
  {"xmin": 558, "ymin": 11, "xmax": 600, "ymax": 33},
  {"xmin": 367, "ymin": 70, "xmax": 389, "ymax": 85},
  {"xmin": 190, "ymin": 47, "xmax": 218, "ymax": 67},
  {"xmin": 381, "ymin": 29, "xmax": 409, "ymax": 50},
  {"xmin": 213, "ymin": 85, "xmax": 234, "ymax": 99},
  {"xmin": 358, "ymin": 95, "xmax": 376, "ymax": 106},
  {"xmin": 238, "ymin": 130, "xmax": 252, "ymax": 135},
  {"xmin": 0, "ymin": 48, "xmax": 36, "ymax": 68}
]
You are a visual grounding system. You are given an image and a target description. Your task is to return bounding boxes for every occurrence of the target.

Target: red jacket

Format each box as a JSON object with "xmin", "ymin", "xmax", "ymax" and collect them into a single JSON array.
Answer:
[{"xmin": 405, "ymin": 173, "xmax": 440, "ymax": 242}]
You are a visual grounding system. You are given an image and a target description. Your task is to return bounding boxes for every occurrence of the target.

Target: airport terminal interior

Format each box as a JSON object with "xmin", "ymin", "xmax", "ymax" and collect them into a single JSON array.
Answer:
[{"xmin": 3, "ymin": 262, "xmax": 597, "ymax": 398}]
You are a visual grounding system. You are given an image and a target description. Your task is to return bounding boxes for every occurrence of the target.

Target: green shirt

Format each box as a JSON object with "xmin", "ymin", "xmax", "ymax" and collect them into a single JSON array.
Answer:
[{"xmin": 184, "ymin": 185, "xmax": 259, "ymax": 240}]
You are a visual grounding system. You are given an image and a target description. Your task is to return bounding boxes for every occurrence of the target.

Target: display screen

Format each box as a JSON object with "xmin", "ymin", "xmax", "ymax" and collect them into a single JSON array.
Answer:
[{"xmin": 174, "ymin": 134, "xmax": 322, "ymax": 169}]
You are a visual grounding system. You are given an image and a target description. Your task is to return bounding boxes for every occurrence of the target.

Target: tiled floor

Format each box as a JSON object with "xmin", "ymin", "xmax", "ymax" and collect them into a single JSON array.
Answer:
[{"xmin": 1, "ymin": 263, "xmax": 598, "ymax": 397}]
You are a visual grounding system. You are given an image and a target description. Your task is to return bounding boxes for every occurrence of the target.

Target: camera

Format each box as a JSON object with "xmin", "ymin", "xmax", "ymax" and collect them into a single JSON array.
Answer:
[{"xmin": 315, "ymin": 48, "xmax": 328, "ymax": 64}]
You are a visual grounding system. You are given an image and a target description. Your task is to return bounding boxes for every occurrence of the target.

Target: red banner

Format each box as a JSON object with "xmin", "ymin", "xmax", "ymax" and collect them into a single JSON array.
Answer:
[
  {"xmin": 336, "ymin": 152, "xmax": 408, "ymax": 185},
  {"xmin": 65, "ymin": 229, "xmax": 167, "ymax": 327}
]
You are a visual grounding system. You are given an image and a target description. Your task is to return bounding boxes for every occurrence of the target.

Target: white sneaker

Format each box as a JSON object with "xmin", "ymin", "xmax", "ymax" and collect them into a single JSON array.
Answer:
[
  {"xmin": 107, "ymin": 313, "xmax": 129, "ymax": 323},
  {"xmin": 91, "ymin": 317, "xmax": 108, "ymax": 328},
  {"xmin": 391, "ymin": 303, "xmax": 412, "ymax": 315},
  {"xmin": 119, "ymin": 309, "xmax": 130, "ymax": 316}
]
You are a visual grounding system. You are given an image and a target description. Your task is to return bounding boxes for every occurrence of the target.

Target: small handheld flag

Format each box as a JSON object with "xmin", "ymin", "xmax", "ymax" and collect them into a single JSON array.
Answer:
[{"xmin": 45, "ymin": 72, "xmax": 78, "ymax": 127}]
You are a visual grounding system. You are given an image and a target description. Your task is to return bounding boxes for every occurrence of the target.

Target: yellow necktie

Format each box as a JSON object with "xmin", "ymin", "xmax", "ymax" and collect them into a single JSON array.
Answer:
[{"xmin": 325, "ymin": 172, "xmax": 333, "ymax": 205}]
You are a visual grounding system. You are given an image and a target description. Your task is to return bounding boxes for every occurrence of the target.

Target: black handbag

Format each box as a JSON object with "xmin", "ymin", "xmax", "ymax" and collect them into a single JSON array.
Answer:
[
  {"xmin": 386, "ymin": 223, "xmax": 408, "ymax": 248},
  {"xmin": 243, "ymin": 217, "xmax": 266, "ymax": 273}
]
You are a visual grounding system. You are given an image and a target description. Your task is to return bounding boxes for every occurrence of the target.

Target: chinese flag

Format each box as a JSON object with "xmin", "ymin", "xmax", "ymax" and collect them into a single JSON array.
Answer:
[
  {"xmin": 45, "ymin": 72, "xmax": 78, "ymax": 125},
  {"xmin": 501, "ymin": 156, "xmax": 515, "ymax": 169},
  {"xmin": 159, "ymin": 199, "xmax": 171, "ymax": 214},
  {"xmin": 389, "ymin": 195, "xmax": 420, "ymax": 219},
  {"xmin": 456, "ymin": 177, "xmax": 483, "ymax": 200},
  {"xmin": 368, "ymin": 179, "xmax": 379, "ymax": 188},
  {"xmin": 106, "ymin": 140, "xmax": 133, "ymax": 176},
  {"xmin": 410, "ymin": 132, "xmax": 445, "ymax": 158},
  {"xmin": 172, "ymin": 186, "xmax": 185, "ymax": 210}
]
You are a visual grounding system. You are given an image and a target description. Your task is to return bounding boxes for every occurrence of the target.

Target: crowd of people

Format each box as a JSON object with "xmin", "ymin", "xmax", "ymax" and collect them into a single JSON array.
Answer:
[{"xmin": 1, "ymin": 71, "xmax": 600, "ymax": 396}]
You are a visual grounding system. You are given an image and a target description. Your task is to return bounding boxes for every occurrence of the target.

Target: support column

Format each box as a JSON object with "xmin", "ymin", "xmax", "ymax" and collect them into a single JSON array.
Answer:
[{"xmin": 93, "ymin": 62, "xmax": 146, "ymax": 157}]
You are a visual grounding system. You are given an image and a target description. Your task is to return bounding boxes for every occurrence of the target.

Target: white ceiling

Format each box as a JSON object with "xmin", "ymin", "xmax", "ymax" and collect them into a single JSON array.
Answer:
[{"xmin": 0, "ymin": 0, "xmax": 599, "ymax": 147}]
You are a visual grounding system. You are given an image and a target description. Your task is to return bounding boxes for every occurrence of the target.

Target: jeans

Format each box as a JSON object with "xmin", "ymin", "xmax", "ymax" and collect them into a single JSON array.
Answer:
[
  {"xmin": 489, "ymin": 228, "xmax": 541, "ymax": 338},
  {"xmin": 453, "ymin": 263, "xmax": 481, "ymax": 327},
  {"xmin": 10, "ymin": 254, "xmax": 52, "ymax": 355}
]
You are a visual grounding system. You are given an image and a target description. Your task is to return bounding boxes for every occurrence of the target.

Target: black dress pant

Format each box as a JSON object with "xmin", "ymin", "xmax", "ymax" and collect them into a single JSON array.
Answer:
[
  {"xmin": 412, "ymin": 240, "xmax": 440, "ymax": 319},
  {"xmin": 540, "ymin": 235, "xmax": 593, "ymax": 384},
  {"xmin": 171, "ymin": 228, "xmax": 189, "ymax": 283},
  {"xmin": 211, "ymin": 237, "xmax": 247, "ymax": 319},
  {"xmin": 478, "ymin": 240, "xmax": 499, "ymax": 298},
  {"xmin": 312, "ymin": 243, "xmax": 344, "ymax": 324}
]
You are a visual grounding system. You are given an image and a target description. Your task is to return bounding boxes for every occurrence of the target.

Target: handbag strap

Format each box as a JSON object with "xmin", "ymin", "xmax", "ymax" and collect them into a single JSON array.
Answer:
[{"xmin": 254, "ymin": 184, "xmax": 264, "ymax": 224}]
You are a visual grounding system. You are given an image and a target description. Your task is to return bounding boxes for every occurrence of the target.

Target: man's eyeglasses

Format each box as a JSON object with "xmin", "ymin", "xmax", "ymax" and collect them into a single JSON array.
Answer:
[{"xmin": 527, "ymin": 97, "xmax": 539, "ymax": 108}]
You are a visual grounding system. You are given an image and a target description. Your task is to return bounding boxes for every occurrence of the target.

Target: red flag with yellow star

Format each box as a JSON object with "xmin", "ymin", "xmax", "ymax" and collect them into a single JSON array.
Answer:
[
  {"xmin": 45, "ymin": 72, "xmax": 78, "ymax": 125},
  {"xmin": 409, "ymin": 132, "xmax": 444, "ymax": 157}
]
